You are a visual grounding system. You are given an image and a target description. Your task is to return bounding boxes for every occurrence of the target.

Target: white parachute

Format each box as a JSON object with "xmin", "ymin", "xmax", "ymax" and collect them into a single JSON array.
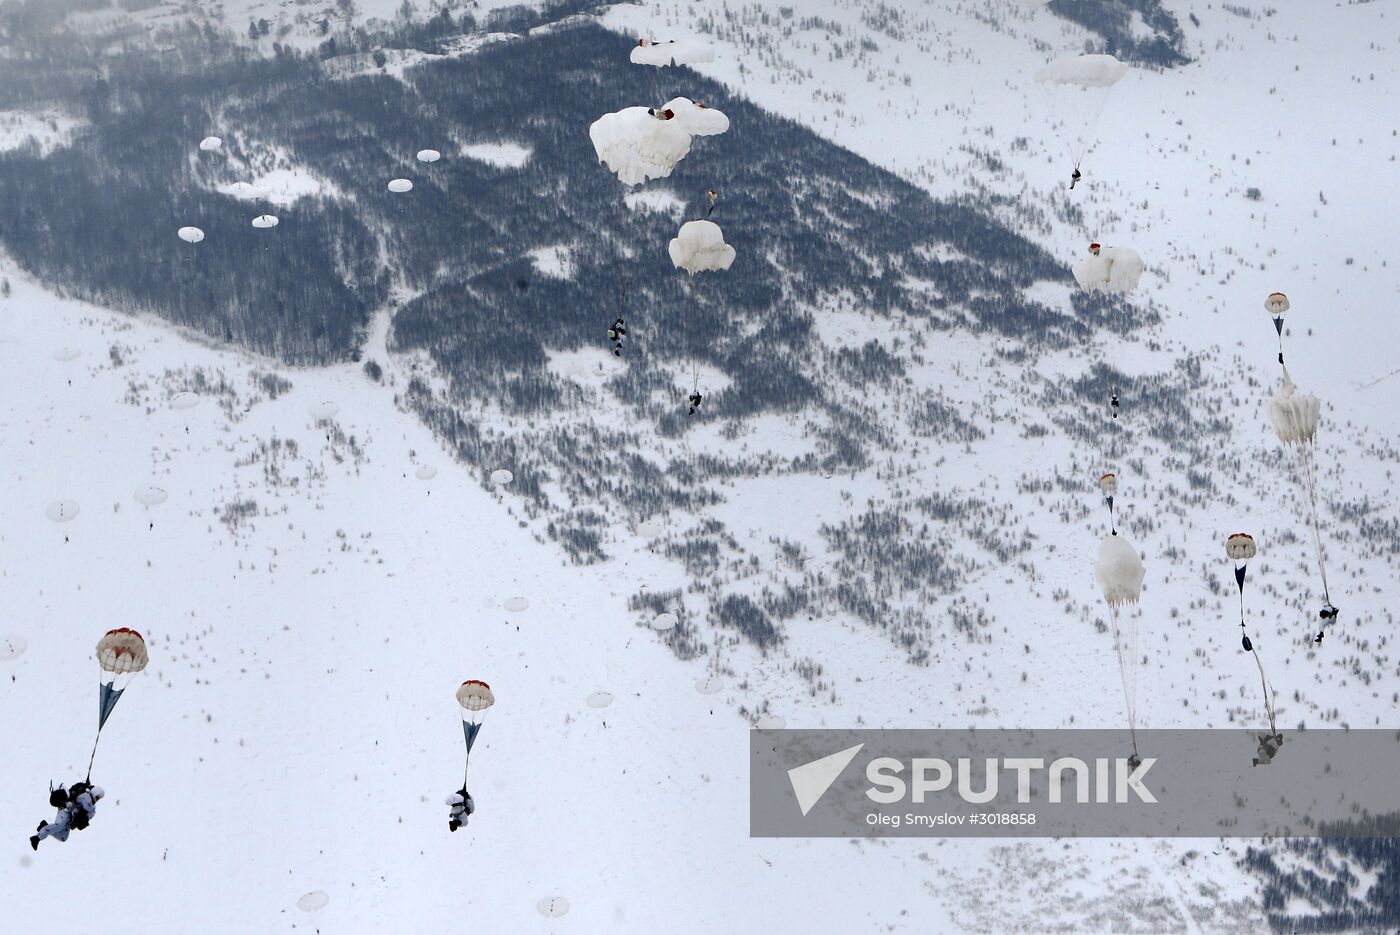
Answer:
[
  {"xmin": 668, "ymin": 220, "xmax": 735, "ymax": 275},
  {"xmin": 198, "ymin": 136, "xmax": 222, "ymax": 152},
  {"xmin": 489, "ymin": 468, "xmax": 514, "ymax": 485},
  {"xmin": 586, "ymin": 691, "xmax": 614, "ymax": 709},
  {"xmin": 1072, "ymin": 244, "xmax": 1144, "ymax": 293},
  {"xmin": 414, "ymin": 464, "xmax": 437, "ymax": 480},
  {"xmin": 537, "ymin": 896, "xmax": 570, "ymax": 918},
  {"xmin": 177, "ymin": 226, "xmax": 205, "ymax": 244},
  {"xmin": 1269, "ymin": 366, "xmax": 1320, "ymax": 445},
  {"xmin": 251, "ymin": 214, "xmax": 279, "ymax": 229},
  {"xmin": 695, "ymin": 675, "xmax": 725, "ymax": 695},
  {"xmin": 387, "ymin": 178, "xmax": 413, "ymax": 193},
  {"xmin": 296, "ymin": 891, "xmax": 329, "ymax": 913},
  {"xmin": 1036, "ymin": 53, "xmax": 1129, "ymax": 169},
  {"xmin": 650, "ymin": 611, "xmax": 678, "ymax": 631},
  {"xmin": 52, "ymin": 346, "xmax": 81, "ymax": 362},
  {"xmin": 659, "ymin": 97, "xmax": 729, "ymax": 137},
  {"xmin": 503, "ymin": 596, "xmax": 529, "ymax": 613},
  {"xmin": 630, "ymin": 37, "xmax": 714, "ymax": 67},
  {"xmin": 133, "ymin": 486, "xmax": 168, "ymax": 507},
  {"xmin": 636, "ymin": 518, "xmax": 666, "ymax": 538},
  {"xmin": 170, "ymin": 391, "xmax": 200, "ymax": 411},
  {"xmin": 1095, "ymin": 533, "xmax": 1144, "ymax": 760},
  {"xmin": 309, "ymin": 400, "xmax": 340, "ymax": 421},
  {"xmin": 416, "ymin": 149, "xmax": 441, "ymax": 163},
  {"xmin": 0, "ymin": 635, "xmax": 28, "ymax": 661},
  {"xmin": 589, "ymin": 107, "xmax": 693, "ymax": 186},
  {"xmin": 46, "ymin": 500, "xmax": 80, "ymax": 523}
]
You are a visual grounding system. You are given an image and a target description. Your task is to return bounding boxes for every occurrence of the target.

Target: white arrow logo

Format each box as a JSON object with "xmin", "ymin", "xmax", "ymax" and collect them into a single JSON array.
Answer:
[{"xmin": 787, "ymin": 743, "xmax": 865, "ymax": 816}]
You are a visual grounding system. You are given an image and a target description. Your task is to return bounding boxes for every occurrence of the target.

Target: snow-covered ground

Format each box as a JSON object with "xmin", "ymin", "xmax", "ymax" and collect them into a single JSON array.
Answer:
[{"xmin": 2, "ymin": 0, "xmax": 1398, "ymax": 931}]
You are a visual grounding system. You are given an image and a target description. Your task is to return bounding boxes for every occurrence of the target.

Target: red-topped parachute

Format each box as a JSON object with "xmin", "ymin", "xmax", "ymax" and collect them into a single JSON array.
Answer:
[
  {"xmin": 88, "ymin": 628, "xmax": 150, "ymax": 780},
  {"xmin": 456, "ymin": 680, "xmax": 495, "ymax": 789}
]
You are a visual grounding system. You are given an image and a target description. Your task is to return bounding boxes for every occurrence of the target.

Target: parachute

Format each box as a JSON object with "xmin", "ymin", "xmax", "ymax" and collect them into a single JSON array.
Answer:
[
  {"xmin": 755, "ymin": 714, "xmax": 786, "ymax": 730},
  {"xmin": 637, "ymin": 518, "xmax": 666, "ymax": 538},
  {"xmin": 589, "ymin": 107, "xmax": 693, "ymax": 186},
  {"xmin": 416, "ymin": 149, "xmax": 441, "ymax": 163},
  {"xmin": 1095, "ymin": 533, "xmax": 1144, "ymax": 761},
  {"xmin": 1072, "ymin": 244, "xmax": 1144, "ymax": 293},
  {"xmin": 1269, "ymin": 366, "xmax": 1320, "ymax": 445},
  {"xmin": 0, "ymin": 634, "xmax": 27, "ymax": 662},
  {"xmin": 251, "ymin": 214, "xmax": 279, "ymax": 229},
  {"xmin": 456, "ymin": 679, "xmax": 494, "ymax": 785},
  {"xmin": 668, "ymin": 220, "xmax": 736, "ymax": 275},
  {"xmin": 133, "ymin": 486, "xmax": 168, "ymax": 507},
  {"xmin": 1265, "ymin": 292, "xmax": 1290, "ymax": 362},
  {"xmin": 46, "ymin": 500, "xmax": 80, "ymax": 523},
  {"xmin": 177, "ymin": 226, "xmax": 204, "ymax": 244},
  {"xmin": 1036, "ymin": 53, "xmax": 1129, "ymax": 169},
  {"xmin": 650, "ymin": 611, "xmax": 678, "ymax": 631},
  {"xmin": 414, "ymin": 464, "xmax": 437, "ymax": 480},
  {"xmin": 489, "ymin": 468, "xmax": 514, "ymax": 485},
  {"xmin": 297, "ymin": 891, "xmax": 329, "ymax": 913},
  {"xmin": 630, "ymin": 37, "xmax": 715, "ymax": 67},
  {"xmin": 1225, "ymin": 534, "xmax": 1278, "ymax": 735},
  {"xmin": 387, "ymin": 178, "xmax": 413, "ymax": 193},
  {"xmin": 89, "ymin": 628, "xmax": 149, "ymax": 779},
  {"xmin": 198, "ymin": 136, "xmax": 222, "ymax": 152},
  {"xmin": 52, "ymin": 346, "xmax": 81, "ymax": 362},
  {"xmin": 1269, "ymin": 355, "xmax": 1335, "ymax": 641},
  {"xmin": 309, "ymin": 400, "xmax": 340, "ymax": 421},
  {"xmin": 586, "ymin": 691, "xmax": 614, "ymax": 708},
  {"xmin": 170, "ymin": 391, "xmax": 200, "ymax": 410},
  {"xmin": 695, "ymin": 675, "xmax": 725, "ymax": 695},
  {"xmin": 503, "ymin": 596, "xmax": 530, "ymax": 613},
  {"xmin": 659, "ymin": 97, "xmax": 730, "ymax": 137},
  {"xmin": 537, "ymin": 897, "xmax": 570, "ymax": 918},
  {"xmin": 1098, "ymin": 472, "xmax": 1118, "ymax": 532}
]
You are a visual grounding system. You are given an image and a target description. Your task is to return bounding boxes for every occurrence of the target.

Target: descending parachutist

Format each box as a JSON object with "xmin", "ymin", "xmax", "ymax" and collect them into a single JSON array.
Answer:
[
  {"xmin": 608, "ymin": 318, "xmax": 627, "ymax": 356},
  {"xmin": 1110, "ymin": 394, "xmax": 1119, "ymax": 419},
  {"xmin": 31, "ymin": 782, "xmax": 104, "ymax": 851},
  {"xmin": 1315, "ymin": 603, "xmax": 1339, "ymax": 643},
  {"xmin": 1070, "ymin": 167, "xmax": 1082, "ymax": 190},
  {"xmin": 1252, "ymin": 732, "xmax": 1283, "ymax": 767},
  {"xmin": 688, "ymin": 392, "xmax": 703, "ymax": 415},
  {"xmin": 705, "ymin": 189, "xmax": 718, "ymax": 218}
]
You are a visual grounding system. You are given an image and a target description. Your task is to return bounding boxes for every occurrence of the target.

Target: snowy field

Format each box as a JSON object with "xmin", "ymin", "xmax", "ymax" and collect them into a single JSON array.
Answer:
[{"xmin": 1, "ymin": 0, "xmax": 1398, "ymax": 932}]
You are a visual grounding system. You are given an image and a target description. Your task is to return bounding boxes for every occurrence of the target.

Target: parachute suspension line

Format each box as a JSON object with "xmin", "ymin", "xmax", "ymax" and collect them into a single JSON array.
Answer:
[
  {"xmin": 692, "ymin": 361, "xmax": 699, "ymax": 395},
  {"xmin": 1070, "ymin": 90, "xmax": 1112, "ymax": 170},
  {"xmin": 1249, "ymin": 647, "xmax": 1278, "ymax": 736},
  {"xmin": 84, "ymin": 729, "xmax": 103, "ymax": 784},
  {"xmin": 1296, "ymin": 441, "xmax": 1336, "ymax": 640},
  {"xmin": 1109, "ymin": 607, "xmax": 1139, "ymax": 758}
]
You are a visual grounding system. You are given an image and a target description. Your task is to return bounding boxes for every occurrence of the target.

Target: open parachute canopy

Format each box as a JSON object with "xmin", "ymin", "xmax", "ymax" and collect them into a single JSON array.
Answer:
[
  {"xmin": 589, "ymin": 106, "xmax": 693, "ymax": 186},
  {"xmin": 668, "ymin": 220, "xmax": 736, "ymax": 275},
  {"xmin": 416, "ymin": 149, "xmax": 441, "ymax": 163},
  {"xmin": 133, "ymin": 485, "xmax": 168, "ymax": 507},
  {"xmin": 1265, "ymin": 292, "xmax": 1290, "ymax": 316},
  {"xmin": 1095, "ymin": 534, "xmax": 1145, "ymax": 607},
  {"xmin": 659, "ymin": 97, "xmax": 730, "ymax": 137},
  {"xmin": 177, "ymin": 226, "xmax": 205, "ymax": 244},
  {"xmin": 1226, "ymin": 532, "xmax": 1257, "ymax": 563},
  {"xmin": 46, "ymin": 499, "xmax": 80, "ymax": 522},
  {"xmin": 1099, "ymin": 473, "xmax": 1118, "ymax": 498},
  {"xmin": 1269, "ymin": 367, "xmax": 1321, "ymax": 445},
  {"xmin": 198, "ymin": 136, "xmax": 222, "ymax": 152},
  {"xmin": 387, "ymin": 178, "xmax": 413, "ymax": 193},
  {"xmin": 630, "ymin": 37, "xmax": 714, "ymax": 67},
  {"xmin": 97, "ymin": 628, "xmax": 149, "ymax": 675},
  {"xmin": 1072, "ymin": 244, "xmax": 1144, "ymax": 293},
  {"xmin": 456, "ymin": 679, "xmax": 495, "ymax": 712},
  {"xmin": 1036, "ymin": 53, "xmax": 1129, "ymax": 88},
  {"xmin": 251, "ymin": 214, "xmax": 279, "ymax": 229}
]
